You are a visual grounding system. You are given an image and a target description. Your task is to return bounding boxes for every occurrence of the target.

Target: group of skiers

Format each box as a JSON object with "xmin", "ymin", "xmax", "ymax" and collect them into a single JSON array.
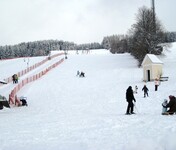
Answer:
[
  {"xmin": 133, "ymin": 84, "xmax": 149, "ymax": 99},
  {"xmin": 134, "ymin": 78, "xmax": 160, "ymax": 98},
  {"xmin": 12, "ymin": 74, "xmax": 18, "ymax": 84},
  {"xmin": 76, "ymin": 70, "xmax": 85, "ymax": 77},
  {"xmin": 126, "ymin": 79, "xmax": 176, "ymax": 115},
  {"xmin": 0, "ymin": 94, "xmax": 28, "ymax": 110},
  {"xmin": 0, "ymin": 73, "xmax": 29, "ymax": 110}
]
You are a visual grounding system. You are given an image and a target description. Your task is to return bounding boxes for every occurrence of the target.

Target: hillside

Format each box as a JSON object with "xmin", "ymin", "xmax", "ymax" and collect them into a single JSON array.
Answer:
[{"xmin": 0, "ymin": 43, "xmax": 176, "ymax": 150}]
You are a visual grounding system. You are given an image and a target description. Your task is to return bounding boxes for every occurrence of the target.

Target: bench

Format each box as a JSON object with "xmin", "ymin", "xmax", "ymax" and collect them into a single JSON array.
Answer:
[{"xmin": 160, "ymin": 77, "xmax": 169, "ymax": 81}]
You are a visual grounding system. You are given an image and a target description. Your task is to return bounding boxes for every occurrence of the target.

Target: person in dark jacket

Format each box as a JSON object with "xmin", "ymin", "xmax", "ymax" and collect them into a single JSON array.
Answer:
[
  {"xmin": 79, "ymin": 71, "xmax": 85, "ymax": 77},
  {"xmin": 142, "ymin": 85, "xmax": 149, "ymax": 97},
  {"xmin": 162, "ymin": 95, "xmax": 176, "ymax": 115},
  {"xmin": 0, "ymin": 95, "xmax": 10, "ymax": 109},
  {"xmin": 12, "ymin": 74, "xmax": 15, "ymax": 84},
  {"xmin": 126, "ymin": 86, "xmax": 136, "ymax": 115}
]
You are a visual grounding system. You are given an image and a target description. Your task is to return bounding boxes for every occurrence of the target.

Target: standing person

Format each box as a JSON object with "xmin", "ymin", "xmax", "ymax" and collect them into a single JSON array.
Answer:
[
  {"xmin": 154, "ymin": 78, "xmax": 159, "ymax": 91},
  {"xmin": 14, "ymin": 74, "xmax": 18, "ymax": 83},
  {"xmin": 126, "ymin": 86, "xmax": 136, "ymax": 115},
  {"xmin": 162, "ymin": 95, "xmax": 176, "ymax": 115},
  {"xmin": 12, "ymin": 74, "xmax": 15, "ymax": 84},
  {"xmin": 142, "ymin": 85, "xmax": 149, "ymax": 97}
]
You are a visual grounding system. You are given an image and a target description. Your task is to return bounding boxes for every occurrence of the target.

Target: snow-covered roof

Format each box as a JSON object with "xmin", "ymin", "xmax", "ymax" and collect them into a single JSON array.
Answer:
[{"xmin": 142, "ymin": 54, "xmax": 163, "ymax": 66}]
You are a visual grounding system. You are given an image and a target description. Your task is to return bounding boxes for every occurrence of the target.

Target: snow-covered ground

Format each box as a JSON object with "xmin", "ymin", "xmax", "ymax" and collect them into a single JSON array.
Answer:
[
  {"xmin": 0, "ymin": 44, "xmax": 176, "ymax": 150},
  {"xmin": 0, "ymin": 56, "xmax": 45, "ymax": 80}
]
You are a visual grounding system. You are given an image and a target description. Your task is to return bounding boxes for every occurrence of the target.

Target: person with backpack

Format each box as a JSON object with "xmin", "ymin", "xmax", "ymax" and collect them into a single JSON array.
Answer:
[
  {"xmin": 126, "ymin": 86, "xmax": 136, "ymax": 115},
  {"xmin": 12, "ymin": 74, "xmax": 16, "ymax": 84},
  {"xmin": 14, "ymin": 74, "xmax": 18, "ymax": 83}
]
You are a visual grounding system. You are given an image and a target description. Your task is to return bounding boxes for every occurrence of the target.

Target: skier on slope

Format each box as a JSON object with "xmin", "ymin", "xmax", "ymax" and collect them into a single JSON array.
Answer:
[
  {"xmin": 134, "ymin": 85, "xmax": 138, "ymax": 94},
  {"xmin": 79, "ymin": 71, "xmax": 85, "ymax": 77},
  {"xmin": 76, "ymin": 70, "xmax": 80, "ymax": 77},
  {"xmin": 142, "ymin": 85, "xmax": 149, "ymax": 98}
]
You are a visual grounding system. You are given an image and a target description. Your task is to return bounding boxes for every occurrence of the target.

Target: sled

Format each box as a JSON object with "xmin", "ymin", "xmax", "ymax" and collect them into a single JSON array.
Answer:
[
  {"xmin": 0, "ymin": 80, "xmax": 7, "ymax": 84},
  {"xmin": 162, "ymin": 112, "xmax": 176, "ymax": 115}
]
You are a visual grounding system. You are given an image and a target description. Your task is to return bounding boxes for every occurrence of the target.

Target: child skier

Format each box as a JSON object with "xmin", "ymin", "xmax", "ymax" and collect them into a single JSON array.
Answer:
[
  {"xmin": 134, "ymin": 85, "xmax": 138, "ymax": 94},
  {"xmin": 142, "ymin": 85, "xmax": 149, "ymax": 97},
  {"xmin": 76, "ymin": 70, "xmax": 80, "ymax": 77}
]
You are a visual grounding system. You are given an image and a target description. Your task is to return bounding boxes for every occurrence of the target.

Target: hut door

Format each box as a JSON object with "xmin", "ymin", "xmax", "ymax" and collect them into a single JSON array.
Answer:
[{"xmin": 147, "ymin": 70, "xmax": 150, "ymax": 81}]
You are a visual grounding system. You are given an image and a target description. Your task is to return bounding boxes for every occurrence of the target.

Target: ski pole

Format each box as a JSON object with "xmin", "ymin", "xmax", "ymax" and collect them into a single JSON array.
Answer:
[{"xmin": 134, "ymin": 102, "xmax": 139, "ymax": 114}]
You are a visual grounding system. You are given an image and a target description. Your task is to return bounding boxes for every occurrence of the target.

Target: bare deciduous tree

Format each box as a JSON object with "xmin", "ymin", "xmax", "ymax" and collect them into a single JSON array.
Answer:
[{"xmin": 129, "ymin": 6, "xmax": 166, "ymax": 65}]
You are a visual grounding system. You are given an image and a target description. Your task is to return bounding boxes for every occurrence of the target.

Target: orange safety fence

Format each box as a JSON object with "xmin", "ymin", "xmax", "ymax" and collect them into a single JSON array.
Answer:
[
  {"xmin": 9, "ymin": 58, "xmax": 64, "ymax": 105},
  {"xmin": 4, "ymin": 53, "xmax": 64, "ymax": 83}
]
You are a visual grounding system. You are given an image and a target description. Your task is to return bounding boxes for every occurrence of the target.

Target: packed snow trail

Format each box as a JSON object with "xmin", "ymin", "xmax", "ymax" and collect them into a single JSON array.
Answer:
[
  {"xmin": 0, "ymin": 56, "xmax": 45, "ymax": 79},
  {"xmin": 0, "ymin": 47, "xmax": 176, "ymax": 150}
]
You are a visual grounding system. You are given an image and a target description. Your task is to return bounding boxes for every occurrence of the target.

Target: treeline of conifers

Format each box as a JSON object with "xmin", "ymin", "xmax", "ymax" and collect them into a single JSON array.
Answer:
[
  {"xmin": 0, "ymin": 31, "xmax": 175, "ymax": 60},
  {"xmin": 0, "ymin": 40, "xmax": 102, "ymax": 59}
]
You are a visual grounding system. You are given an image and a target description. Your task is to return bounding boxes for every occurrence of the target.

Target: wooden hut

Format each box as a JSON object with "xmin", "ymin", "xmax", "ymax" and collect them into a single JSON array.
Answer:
[{"xmin": 142, "ymin": 54, "xmax": 163, "ymax": 81}]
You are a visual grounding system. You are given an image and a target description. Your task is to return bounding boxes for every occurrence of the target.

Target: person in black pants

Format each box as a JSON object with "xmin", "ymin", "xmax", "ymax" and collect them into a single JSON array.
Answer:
[
  {"xmin": 142, "ymin": 85, "xmax": 149, "ymax": 97},
  {"xmin": 154, "ymin": 78, "xmax": 159, "ymax": 91},
  {"xmin": 126, "ymin": 86, "xmax": 136, "ymax": 115}
]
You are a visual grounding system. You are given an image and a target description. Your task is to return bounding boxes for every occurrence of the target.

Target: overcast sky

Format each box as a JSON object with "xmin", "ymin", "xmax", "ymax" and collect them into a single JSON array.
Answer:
[{"xmin": 0, "ymin": 0, "xmax": 175, "ymax": 46}]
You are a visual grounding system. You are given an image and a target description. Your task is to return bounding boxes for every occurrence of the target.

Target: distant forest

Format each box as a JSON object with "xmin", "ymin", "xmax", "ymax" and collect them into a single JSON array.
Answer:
[
  {"xmin": 101, "ymin": 31, "xmax": 176, "ymax": 55},
  {"xmin": 0, "ymin": 31, "xmax": 175, "ymax": 60},
  {"xmin": 0, "ymin": 40, "xmax": 102, "ymax": 59}
]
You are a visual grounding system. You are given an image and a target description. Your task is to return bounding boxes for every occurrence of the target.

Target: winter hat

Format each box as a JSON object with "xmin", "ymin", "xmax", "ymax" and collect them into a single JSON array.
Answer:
[
  {"xmin": 169, "ymin": 95, "xmax": 173, "ymax": 98},
  {"xmin": 164, "ymin": 99, "xmax": 167, "ymax": 102},
  {"xmin": 169, "ymin": 95, "xmax": 175, "ymax": 100}
]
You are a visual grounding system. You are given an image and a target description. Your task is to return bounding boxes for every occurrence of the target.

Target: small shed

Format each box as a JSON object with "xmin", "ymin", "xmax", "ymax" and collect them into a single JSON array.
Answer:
[{"xmin": 142, "ymin": 54, "xmax": 163, "ymax": 81}]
